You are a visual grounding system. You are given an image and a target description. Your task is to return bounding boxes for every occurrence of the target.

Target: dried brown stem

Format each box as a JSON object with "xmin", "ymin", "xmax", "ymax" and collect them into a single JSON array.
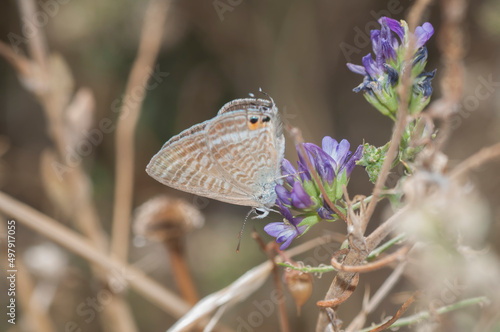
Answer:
[
  {"xmin": 450, "ymin": 141, "xmax": 500, "ymax": 180},
  {"xmin": 0, "ymin": 40, "xmax": 32, "ymax": 76},
  {"xmin": 111, "ymin": 0, "xmax": 171, "ymax": 262},
  {"xmin": 16, "ymin": 0, "xmax": 48, "ymax": 69},
  {"xmin": 367, "ymin": 292, "xmax": 419, "ymax": 332},
  {"xmin": 316, "ymin": 273, "xmax": 359, "ymax": 308},
  {"xmin": 253, "ymin": 232, "xmax": 290, "ymax": 332},
  {"xmin": 11, "ymin": 1, "xmax": 139, "ymax": 331},
  {"xmin": 0, "ymin": 191, "xmax": 191, "ymax": 318},
  {"xmin": 360, "ymin": 96, "xmax": 407, "ymax": 232},
  {"xmin": 330, "ymin": 245, "xmax": 410, "ymax": 273},
  {"xmin": 164, "ymin": 241, "xmax": 199, "ymax": 306},
  {"xmin": 406, "ymin": 0, "xmax": 433, "ymax": 30},
  {"xmin": 0, "ymin": 224, "xmax": 56, "ymax": 332},
  {"xmin": 346, "ymin": 262, "xmax": 407, "ymax": 331},
  {"xmin": 432, "ymin": 0, "xmax": 467, "ymax": 149},
  {"xmin": 315, "ymin": 206, "xmax": 409, "ymax": 330}
]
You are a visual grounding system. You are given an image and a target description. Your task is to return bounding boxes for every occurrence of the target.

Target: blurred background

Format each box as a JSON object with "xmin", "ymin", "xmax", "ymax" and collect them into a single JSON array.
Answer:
[{"xmin": 1, "ymin": 0, "xmax": 500, "ymax": 331}]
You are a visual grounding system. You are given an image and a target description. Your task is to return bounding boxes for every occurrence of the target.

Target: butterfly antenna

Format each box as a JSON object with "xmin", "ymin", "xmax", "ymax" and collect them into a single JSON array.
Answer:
[
  {"xmin": 258, "ymin": 87, "xmax": 275, "ymax": 109},
  {"xmin": 274, "ymin": 170, "xmax": 306, "ymax": 184},
  {"xmin": 236, "ymin": 209, "xmax": 254, "ymax": 253}
]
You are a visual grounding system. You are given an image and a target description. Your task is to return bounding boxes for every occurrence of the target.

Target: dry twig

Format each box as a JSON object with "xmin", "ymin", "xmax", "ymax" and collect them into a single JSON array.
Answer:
[
  {"xmin": 253, "ymin": 232, "xmax": 290, "ymax": 332},
  {"xmin": 111, "ymin": 0, "xmax": 172, "ymax": 262},
  {"xmin": 346, "ymin": 262, "xmax": 407, "ymax": 331},
  {"xmin": 450, "ymin": 141, "xmax": 500, "ymax": 179},
  {"xmin": 367, "ymin": 292, "xmax": 418, "ymax": 332},
  {"xmin": 0, "ymin": 191, "xmax": 190, "ymax": 317},
  {"xmin": 330, "ymin": 246, "xmax": 410, "ymax": 273}
]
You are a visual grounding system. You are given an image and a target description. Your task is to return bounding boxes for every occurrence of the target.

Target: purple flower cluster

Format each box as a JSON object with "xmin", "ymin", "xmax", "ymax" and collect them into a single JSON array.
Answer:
[
  {"xmin": 265, "ymin": 137, "xmax": 362, "ymax": 249},
  {"xmin": 347, "ymin": 17, "xmax": 436, "ymax": 117}
]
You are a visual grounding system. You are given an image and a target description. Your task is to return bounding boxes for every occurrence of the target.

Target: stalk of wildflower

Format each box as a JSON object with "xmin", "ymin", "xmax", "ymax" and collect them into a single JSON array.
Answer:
[
  {"xmin": 264, "ymin": 137, "xmax": 362, "ymax": 249},
  {"xmin": 346, "ymin": 17, "xmax": 436, "ymax": 118}
]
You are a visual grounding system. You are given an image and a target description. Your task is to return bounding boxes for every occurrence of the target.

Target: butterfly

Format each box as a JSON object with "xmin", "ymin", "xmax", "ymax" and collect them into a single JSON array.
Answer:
[{"xmin": 146, "ymin": 96, "xmax": 285, "ymax": 218}]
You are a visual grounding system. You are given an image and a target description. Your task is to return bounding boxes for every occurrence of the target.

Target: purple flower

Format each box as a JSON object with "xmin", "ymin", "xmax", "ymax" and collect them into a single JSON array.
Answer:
[
  {"xmin": 267, "ymin": 137, "xmax": 363, "ymax": 249},
  {"xmin": 317, "ymin": 206, "xmax": 334, "ymax": 220},
  {"xmin": 415, "ymin": 22, "xmax": 434, "ymax": 49},
  {"xmin": 281, "ymin": 159, "xmax": 298, "ymax": 185},
  {"xmin": 347, "ymin": 17, "xmax": 404, "ymax": 84},
  {"xmin": 275, "ymin": 184, "xmax": 291, "ymax": 205},
  {"xmin": 381, "ymin": 17, "xmax": 404, "ymax": 41},
  {"xmin": 346, "ymin": 16, "xmax": 435, "ymax": 116},
  {"xmin": 291, "ymin": 182, "xmax": 315, "ymax": 209},
  {"xmin": 305, "ymin": 137, "xmax": 363, "ymax": 181},
  {"xmin": 414, "ymin": 69, "xmax": 436, "ymax": 98},
  {"xmin": 264, "ymin": 202, "xmax": 307, "ymax": 250},
  {"xmin": 275, "ymin": 137, "xmax": 362, "ymax": 212}
]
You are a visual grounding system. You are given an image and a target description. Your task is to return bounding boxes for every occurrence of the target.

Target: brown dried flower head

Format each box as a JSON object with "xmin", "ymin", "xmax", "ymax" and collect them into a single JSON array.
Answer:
[
  {"xmin": 133, "ymin": 195, "xmax": 204, "ymax": 243},
  {"xmin": 284, "ymin": 268, "xmax": 313, "ymax": 315}
]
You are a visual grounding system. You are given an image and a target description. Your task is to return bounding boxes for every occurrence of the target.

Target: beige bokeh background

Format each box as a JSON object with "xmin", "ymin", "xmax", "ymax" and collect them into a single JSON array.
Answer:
[{"xmin": 1, "ymin": 0, "xmax": 500, "ymax": 331}]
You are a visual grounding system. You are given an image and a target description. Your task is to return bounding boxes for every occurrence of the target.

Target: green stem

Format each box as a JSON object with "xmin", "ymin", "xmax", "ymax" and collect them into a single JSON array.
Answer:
[
  {"xmin": 358, "ymin": 296, "xmax": 489, "ymax": 332},
  {"xmin": 277, "ymin": 263, "xmax": 335, "ymax": 274},
  {"xmin": 351, "ymin": 195, "xmax": 373, "ymax": 211},
  {"xmin": 366, "ymin": 233, "xmax": 406, "ymax": 261}
]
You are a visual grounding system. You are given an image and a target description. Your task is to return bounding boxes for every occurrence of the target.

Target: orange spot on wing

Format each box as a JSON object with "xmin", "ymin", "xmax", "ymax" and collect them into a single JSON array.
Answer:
[
  {"xmin": 247, "ymin": 119, "xmax": 270, "ymax": 131},
  {"xmin": 248, "ymin": 122, "xmax": 260, "ymax": 130}
]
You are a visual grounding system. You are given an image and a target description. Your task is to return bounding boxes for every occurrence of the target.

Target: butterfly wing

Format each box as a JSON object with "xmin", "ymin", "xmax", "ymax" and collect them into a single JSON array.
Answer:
[
  {"xmin": 205, "ymin": 102, "xmax": 285, "ymax": 208},
  {"xmin": 146, "ymin": 121, "xmax": 255, "ymax": 206},
  {"xmin": 217, "ymin": 98, "xmax": 270, "ymax": 115}
]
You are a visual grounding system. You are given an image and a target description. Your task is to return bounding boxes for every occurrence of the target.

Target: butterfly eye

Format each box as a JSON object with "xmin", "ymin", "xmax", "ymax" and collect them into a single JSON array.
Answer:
[
  {"xmin": 262, "ymin": 116, "xmax": 271, "ymax": 123},
  {"xmin": 249, "ymin": 116, "xmax": 259, "ymax": 124}
]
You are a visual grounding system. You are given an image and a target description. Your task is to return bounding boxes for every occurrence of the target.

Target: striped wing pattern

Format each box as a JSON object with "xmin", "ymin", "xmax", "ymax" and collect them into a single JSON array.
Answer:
[
  {"xmin": 205, "ymin": 110, "xmax": 282, "ymax": 207},
  {"xmin": 146, "ymin": 124, "xmax": 252, "ymax": 205},
  {"xmin": 146, "ymin": 98, "xmax": 284, "ymax": 209}
]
